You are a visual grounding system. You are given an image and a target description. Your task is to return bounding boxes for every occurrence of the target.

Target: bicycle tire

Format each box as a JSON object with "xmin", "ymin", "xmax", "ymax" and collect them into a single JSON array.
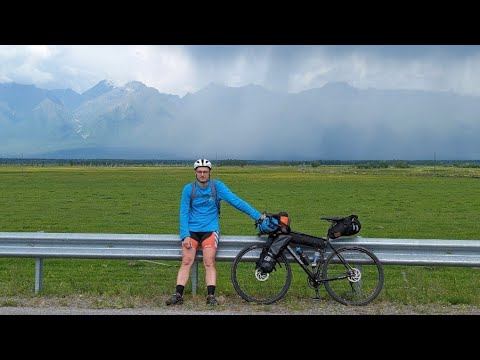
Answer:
[
  {"xmin": 322, "ymin": 245, "xmax": 384, "ymax": 306},
  {"xmin": 231, "ymin": 244, "xmax": 291, "ymax": 304}
]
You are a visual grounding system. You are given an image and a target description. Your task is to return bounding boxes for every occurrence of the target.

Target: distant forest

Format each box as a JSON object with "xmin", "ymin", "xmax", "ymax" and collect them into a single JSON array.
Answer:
[{"xmin": 1, "ymin": 158, "xmax": 480, "ymax": 168}]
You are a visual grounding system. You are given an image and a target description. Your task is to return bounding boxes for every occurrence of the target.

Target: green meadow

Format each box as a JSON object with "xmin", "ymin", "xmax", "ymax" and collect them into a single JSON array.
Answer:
[{"xmin": 0, "ymin": 164, "xmax": 479, "ymax": 308}]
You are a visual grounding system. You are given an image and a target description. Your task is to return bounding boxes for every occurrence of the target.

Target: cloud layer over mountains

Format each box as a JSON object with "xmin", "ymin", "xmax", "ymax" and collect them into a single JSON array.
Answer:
[{"xmin": 1, "ymin": 80, "xmax": 479, "ymax": 160}]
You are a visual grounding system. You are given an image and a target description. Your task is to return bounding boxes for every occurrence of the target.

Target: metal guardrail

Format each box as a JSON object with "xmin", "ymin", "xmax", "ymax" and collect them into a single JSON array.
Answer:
[{"xmin": 1, "ymin": 232, "xmax": 480, "ymax": 294}]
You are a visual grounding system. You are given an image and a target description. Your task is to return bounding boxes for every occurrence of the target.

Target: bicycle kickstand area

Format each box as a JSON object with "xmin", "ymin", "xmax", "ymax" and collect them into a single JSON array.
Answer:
[{"xmin": 312, "ymin": 286, "xmax": 322, "ymax": 301}]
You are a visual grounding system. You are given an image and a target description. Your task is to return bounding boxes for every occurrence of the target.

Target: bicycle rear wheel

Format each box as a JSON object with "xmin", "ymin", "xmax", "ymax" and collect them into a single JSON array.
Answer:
[
  {"xmin": 322, "ymin": 246, "xmax": 384, "ymax": 306},
  {"xmin": 231, "ymin": 244, "xmax": 291, "ymax": 304}
]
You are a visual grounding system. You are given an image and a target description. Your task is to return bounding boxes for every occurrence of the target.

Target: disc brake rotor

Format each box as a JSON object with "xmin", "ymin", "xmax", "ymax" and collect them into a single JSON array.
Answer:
[
  {"xmin": 347, "ymin": 268, "xmax": 362, "ymax": 282},
  {"xmin": 255, "ymin": 269, "xmax": 269, "ymax": 281}
]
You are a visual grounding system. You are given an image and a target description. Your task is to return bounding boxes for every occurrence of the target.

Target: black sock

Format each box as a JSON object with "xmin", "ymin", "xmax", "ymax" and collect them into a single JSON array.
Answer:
[
  {"xmin": 176, "ymin": 285, "xmax": 185, "ymax": 296},
  {"xmin": 207, "ymin": 285, "xmax": 215, "ymax": 296}
]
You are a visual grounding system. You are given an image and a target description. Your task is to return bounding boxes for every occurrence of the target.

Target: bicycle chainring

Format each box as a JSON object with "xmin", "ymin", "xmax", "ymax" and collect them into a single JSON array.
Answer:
[{"xmin": 307, "ymin": 274, "xmax": 321, "ymax": 289}]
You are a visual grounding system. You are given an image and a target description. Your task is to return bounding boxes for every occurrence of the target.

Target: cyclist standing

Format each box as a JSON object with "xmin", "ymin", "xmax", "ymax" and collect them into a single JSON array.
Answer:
[{"xmin": 165, "ymin": 158, "xmax": 266, "ymax": 306}]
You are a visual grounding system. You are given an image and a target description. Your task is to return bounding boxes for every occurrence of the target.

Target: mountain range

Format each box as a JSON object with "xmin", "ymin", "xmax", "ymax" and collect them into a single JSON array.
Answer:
[{"xmin": 1, "ymin": 80, "xmax": 479, "ymax": 160}]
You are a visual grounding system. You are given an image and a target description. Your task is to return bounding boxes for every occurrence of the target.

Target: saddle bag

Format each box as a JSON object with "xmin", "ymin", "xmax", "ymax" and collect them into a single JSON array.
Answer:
[{"xmin": 328, "ymin": 214, "xmax": 361, "ymax": 239}]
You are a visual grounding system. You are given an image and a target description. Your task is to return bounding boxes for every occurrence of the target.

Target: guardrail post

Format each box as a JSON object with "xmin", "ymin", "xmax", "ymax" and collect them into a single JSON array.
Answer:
[
  {"xmin": 35, "ymin": 258, "xmax": 43, "ymax": 294},
  {"xmin": 192, "ymin": 260, "xmax": 198, "ymax": 294},
  {"xmin": 356, "ymin": 264, "xmax": 363, "ymax": 291}
]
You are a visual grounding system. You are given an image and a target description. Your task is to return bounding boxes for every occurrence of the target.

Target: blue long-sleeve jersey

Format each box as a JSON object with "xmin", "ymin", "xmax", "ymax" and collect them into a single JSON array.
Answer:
[{"xmin": 179, "ymin": 179, "xmax": 262, "ymax": 241}]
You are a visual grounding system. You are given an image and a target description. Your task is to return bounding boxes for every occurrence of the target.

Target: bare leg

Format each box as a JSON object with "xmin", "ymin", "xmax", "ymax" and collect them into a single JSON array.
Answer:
[
  {"xmin": 202, "ymin": 247, "xmax": 217, "ymax": 286},
  {"xmin": 176, "ymin": 245, "xmax": 197, "ymax": 285}
]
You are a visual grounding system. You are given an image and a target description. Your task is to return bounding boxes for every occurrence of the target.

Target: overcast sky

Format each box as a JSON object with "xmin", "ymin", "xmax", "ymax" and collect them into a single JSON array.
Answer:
[{"xmin": 1, "ymin": 45, "xmax": 480, "ymax": 98}]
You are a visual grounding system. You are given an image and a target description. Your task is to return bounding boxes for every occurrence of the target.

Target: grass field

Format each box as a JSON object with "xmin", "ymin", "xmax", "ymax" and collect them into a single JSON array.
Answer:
[{"xmin": 0, "ymin": 164, "xmax": 479, "ymax": 308}]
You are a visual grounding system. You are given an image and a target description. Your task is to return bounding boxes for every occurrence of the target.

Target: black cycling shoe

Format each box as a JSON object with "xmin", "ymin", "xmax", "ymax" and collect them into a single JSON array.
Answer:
[
  {"xmin": 165, "ymin": 293, "xmax": 183, "ymax": 305},
  {"xmin": 206, "ymin": 294, "xmax": 219, "ymax": 305}
]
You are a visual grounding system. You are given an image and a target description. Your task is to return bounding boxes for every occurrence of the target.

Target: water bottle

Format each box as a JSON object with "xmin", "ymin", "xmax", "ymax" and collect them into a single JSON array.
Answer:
[
  {"xmin": 295, "ymin": 246, "xmax": 311, "ymax": 265},
  {"xmin": 311, "ymin": 250, "xmax": 321, "ymax": 267}
]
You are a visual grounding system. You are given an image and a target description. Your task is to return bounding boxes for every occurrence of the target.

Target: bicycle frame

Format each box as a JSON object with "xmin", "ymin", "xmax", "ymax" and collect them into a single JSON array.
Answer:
[
  {"xmin": 284, "ymin": 239, "xmax": 364, "ymax": 299},
  {"xmin": 285, "ymin": 244, "xmax": 316, "ymax": 278}
]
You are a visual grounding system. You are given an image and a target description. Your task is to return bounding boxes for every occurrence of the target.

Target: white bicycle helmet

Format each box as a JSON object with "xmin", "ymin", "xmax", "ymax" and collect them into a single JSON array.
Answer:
[{"xmin": 194, "ymin": 158, "xmax": 212, "ymax": 170}]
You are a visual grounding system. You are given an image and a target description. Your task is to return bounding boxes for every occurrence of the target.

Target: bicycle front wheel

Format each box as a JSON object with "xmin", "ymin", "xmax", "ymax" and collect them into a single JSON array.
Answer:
[
  {"xmin": 231, "ymin": 244, "xmax": 291, "ymax": 304},
  {"xmin": 322, "ymin": 246, "xmax": 384, "ymax": 306}
]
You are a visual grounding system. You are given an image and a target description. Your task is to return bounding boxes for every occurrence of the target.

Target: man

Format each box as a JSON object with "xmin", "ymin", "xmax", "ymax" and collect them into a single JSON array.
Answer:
[{"xmin": 166, "ymin": 158, "xmax": 266, "ymax": 306}]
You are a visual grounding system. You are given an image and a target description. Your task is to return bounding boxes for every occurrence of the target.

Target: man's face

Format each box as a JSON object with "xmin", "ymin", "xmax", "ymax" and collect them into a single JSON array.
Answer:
[{"xmin": 195, "ymin": 167, "xmax": 210, "ymax": 183}]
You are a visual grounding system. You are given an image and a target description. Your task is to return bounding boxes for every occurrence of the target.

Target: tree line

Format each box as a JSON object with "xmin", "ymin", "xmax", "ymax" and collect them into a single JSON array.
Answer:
[{"xmin": 1, "ymin": 158, "xmax": 480, "ymax": 168}]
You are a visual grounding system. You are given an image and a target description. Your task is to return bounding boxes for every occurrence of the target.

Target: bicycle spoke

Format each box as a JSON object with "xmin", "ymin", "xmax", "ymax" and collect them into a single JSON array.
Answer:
[
  {"xmin": 322, "ymin": 246, "xmax": 384, "ymax": 306},
  {"xmin": 231, "ymin": 245, "xmax": 291, "ymax": 304}
]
